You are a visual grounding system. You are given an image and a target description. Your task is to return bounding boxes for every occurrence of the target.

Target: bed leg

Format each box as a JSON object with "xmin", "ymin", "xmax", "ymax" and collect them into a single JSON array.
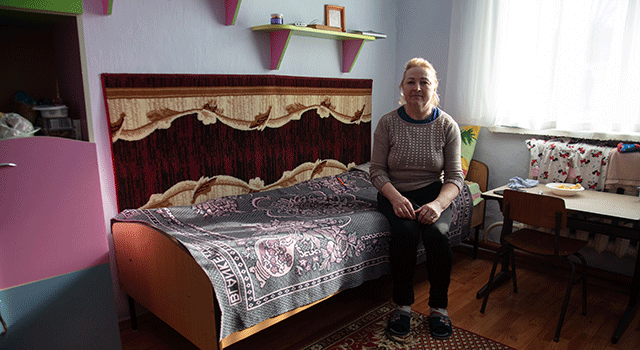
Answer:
[{"xmin": 128, "ymin": 295, "xmax": 138, "ymax": 331}]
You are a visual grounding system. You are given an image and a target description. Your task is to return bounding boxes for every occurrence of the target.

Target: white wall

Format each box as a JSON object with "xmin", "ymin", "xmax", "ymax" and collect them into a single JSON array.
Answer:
[
  {"xmin": 80, "ymin": 0, "xmax": 399, "ymax": 319},
  {"xmin": 79, "ymin": 0, "xmax": 562, "ymax": 321}
]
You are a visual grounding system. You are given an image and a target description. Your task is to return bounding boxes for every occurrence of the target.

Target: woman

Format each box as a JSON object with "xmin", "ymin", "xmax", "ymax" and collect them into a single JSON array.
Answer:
[{"xmin": 369, "ymin": 57, "xmax": 463, "ymax": 339}]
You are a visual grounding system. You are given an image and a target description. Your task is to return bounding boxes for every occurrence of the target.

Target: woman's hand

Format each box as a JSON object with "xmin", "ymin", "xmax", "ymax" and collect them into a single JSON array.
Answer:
[
  {"xmin": 415, "ymin": 201, "xmax": 444, "ymax": 225},
  {"xmin": 415, "ymin": 183, "xmax": 459, "ymax": 224},
  {"xmin": 390, "ymin": 195, "xmax": 416, "ymax": 220},
  {"xmin": 381, "ymin": 183, "xmax": 416, "ymax": 220}
]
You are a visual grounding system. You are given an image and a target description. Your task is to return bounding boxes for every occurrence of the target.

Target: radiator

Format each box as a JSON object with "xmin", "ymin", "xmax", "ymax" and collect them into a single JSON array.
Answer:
[
  {"xmin": 526, "ymin": 138, "xmax": 612, "ymax": 190},
  {"xmin": 526, "ymin": 138, "xmax": 637, "ymax": 260}
]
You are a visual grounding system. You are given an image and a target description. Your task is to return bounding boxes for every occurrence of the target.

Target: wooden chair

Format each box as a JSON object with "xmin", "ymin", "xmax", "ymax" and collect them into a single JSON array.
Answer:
[
  {"xmin": 480, "ymin": 189, "xmax": 588, "ymax": 342},
  {"xmin": 467, "ymin": 159, "xmax": 488, "ymax": 260}
]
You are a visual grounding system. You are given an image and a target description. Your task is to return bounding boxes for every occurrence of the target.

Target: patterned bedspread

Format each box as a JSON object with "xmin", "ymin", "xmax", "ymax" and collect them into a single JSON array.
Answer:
[{"xmin": 113, "ymin": 170, "xmax": 473, "ymax": 340}]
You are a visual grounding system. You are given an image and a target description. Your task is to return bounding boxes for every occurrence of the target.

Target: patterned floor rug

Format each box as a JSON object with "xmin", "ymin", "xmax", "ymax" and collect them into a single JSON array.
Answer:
[{"xmin": 300, "ymin": 302, "xmax": 515, "ymax": 350}]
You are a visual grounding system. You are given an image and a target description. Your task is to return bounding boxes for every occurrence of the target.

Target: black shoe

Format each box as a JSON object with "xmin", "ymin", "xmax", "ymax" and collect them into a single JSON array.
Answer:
[
  {"xmin": 428, "ymin": 313, "xmax": 452, "ymax": 339},
  {"xmin": 387, "ymin": 309, "xmax": 411, "ymax": 336}
]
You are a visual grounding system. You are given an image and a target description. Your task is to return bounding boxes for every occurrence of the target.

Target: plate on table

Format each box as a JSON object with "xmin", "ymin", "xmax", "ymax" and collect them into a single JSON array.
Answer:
[{"xmin": 545, "ymin": 183, "xmax": 584, "ymax": 196}]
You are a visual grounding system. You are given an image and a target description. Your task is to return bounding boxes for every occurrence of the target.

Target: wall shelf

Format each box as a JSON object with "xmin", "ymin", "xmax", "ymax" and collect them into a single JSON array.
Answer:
[
  {"xmin": 0, "ymin": 0, "xmax": 84, "ymax": 14},
  {"xmin": 225, "ymin": 0, "xmax": 241, "ymax": 25},
  {"xmin": 251, "ymin": 24, "xmax": 376, "ymax": 73},
  {"xmin": 103, "ymin": 1, "xmax": 230, "ymax": 18},
  {"xmin": 1, "ymin": 8, "xmax": 92, "ymax": 141},
  {"xmin": 102, "ymin": 0, "xmax": 113, "ymax": 15}
]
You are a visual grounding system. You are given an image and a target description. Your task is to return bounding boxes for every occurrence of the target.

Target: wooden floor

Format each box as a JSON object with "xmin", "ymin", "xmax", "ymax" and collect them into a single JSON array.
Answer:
[{"xmin": 119, "ymin": 247, "xmax": 640, "ymax": 350}]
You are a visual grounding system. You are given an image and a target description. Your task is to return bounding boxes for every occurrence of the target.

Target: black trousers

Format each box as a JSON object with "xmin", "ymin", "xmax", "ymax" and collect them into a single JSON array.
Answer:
[{"xmin": 377, "ymin": 182, "xmax": 453, "ymax": 309}]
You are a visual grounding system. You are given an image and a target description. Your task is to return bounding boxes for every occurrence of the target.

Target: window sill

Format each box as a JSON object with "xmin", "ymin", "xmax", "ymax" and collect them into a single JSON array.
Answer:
[{"xmin": 488, "ymin": 126, "xmax": 640, "ymax": 143}]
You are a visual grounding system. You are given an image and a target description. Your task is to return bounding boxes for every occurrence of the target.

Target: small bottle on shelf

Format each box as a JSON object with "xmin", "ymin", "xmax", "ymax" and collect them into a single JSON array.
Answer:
[{"xmin": 270, "ymin": 13, "xmax": 283, "ymax": 25}]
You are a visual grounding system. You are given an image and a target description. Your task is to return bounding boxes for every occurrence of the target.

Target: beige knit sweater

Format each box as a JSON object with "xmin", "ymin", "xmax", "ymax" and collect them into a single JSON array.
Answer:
[{"xmin": 369, "ymin": 106, "xmax": 464, "ymax": 193}]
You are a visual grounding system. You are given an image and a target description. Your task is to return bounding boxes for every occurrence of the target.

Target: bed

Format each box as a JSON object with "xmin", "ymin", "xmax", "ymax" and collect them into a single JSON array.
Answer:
[{"xmin": 103, "ymin": 74, "xmax": 487, "ymax": 350}]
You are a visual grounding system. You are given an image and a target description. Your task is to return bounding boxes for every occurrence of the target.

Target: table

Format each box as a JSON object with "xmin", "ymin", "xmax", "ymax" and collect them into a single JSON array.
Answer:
[{"xmin": 478, "ymin": 184, "xmax": 640, "ymax": 344}]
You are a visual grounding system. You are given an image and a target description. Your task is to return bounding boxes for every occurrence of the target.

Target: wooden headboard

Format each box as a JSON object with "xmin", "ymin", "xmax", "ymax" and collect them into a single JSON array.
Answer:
[{"xmin": 101, "ymin": 74, "xmax": 372, "ymax": 212}]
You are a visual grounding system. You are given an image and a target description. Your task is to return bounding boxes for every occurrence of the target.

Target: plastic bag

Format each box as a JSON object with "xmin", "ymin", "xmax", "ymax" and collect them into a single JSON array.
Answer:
[{"xmin": 0, "ymin": 113, "xmax": 38, "ymax": 139}]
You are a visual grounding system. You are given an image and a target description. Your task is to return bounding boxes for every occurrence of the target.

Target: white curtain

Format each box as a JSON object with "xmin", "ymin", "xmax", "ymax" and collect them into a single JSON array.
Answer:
[{"xmin": 445, "ymin": 0, "xmax": 640, "ymax": 139}]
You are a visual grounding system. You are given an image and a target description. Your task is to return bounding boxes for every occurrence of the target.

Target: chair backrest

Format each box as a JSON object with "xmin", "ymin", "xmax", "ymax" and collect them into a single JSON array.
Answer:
[{"xmin": 503, "ymin": 189, "xmax": 567, "ymax": 230}]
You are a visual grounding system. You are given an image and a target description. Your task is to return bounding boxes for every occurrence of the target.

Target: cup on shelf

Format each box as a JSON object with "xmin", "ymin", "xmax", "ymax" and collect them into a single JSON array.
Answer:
[{"xmin": 32, "ymin": 105, "xmax": 68, "ymax": 118}]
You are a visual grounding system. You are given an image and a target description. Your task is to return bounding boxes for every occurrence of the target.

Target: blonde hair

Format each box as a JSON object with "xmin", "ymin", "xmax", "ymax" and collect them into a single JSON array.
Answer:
[{"xmin": 399, "ymin": 57, "xmax": 440, "ymax": 106}]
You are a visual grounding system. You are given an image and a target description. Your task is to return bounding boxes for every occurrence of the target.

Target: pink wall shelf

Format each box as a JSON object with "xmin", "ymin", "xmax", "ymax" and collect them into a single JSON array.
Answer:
[
  {"xmin": 251, "ymin": 24, "xmax": 376, "ymax": 73},
  {"xmin": 225, "ymin": 0, "xmax": 242, "ymax": 25},
  {"xmin": 102, "ymin": 0, "xmax": 113, "ymax": 15}
]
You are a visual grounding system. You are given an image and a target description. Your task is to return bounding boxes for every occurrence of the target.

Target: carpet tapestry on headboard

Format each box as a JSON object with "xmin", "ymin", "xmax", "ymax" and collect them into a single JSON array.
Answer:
[{"xmin": 102, "ymin": 74, "xmax": 372, "ymax": 212}]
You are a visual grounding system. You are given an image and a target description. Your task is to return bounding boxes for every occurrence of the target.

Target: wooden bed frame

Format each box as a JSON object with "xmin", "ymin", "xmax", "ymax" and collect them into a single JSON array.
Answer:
[
  {"xmin": 103, "ymin": 73, "xmax": 488, "ymax": 350},
  {"xmin": 111, "ymin": 159, "xmax": 488, "ymax": 350}
]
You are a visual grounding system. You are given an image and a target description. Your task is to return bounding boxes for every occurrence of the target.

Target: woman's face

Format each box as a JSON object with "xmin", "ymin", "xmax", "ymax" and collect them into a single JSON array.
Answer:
[{"xmin": 401, "ymin": 66, "xmax": 437, "ymax": 109}]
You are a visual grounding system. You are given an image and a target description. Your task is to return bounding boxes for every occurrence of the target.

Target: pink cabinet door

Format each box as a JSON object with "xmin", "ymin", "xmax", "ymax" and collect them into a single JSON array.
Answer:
[{"xmin": 0, "ymin": 136, "xmax": 109, "ymax": 290}]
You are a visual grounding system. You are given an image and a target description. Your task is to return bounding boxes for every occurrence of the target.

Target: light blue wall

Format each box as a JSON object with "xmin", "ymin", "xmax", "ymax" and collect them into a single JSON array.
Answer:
[
  {"xmin": 395, "ymin": 0, "xmax": 454, "ymax": 105},
  {"xmin": 394, "ymin": 0, "xmax": 531, "ymax": 228},
  {"xmin": 80, "ymin": 0, "xmax": 399, "ymax": 318},
  {"xmin": 79, "ymin": 0, "xmax": 628, "ymax": 320},
  {"xmin": 78, "ymin": 0, "xmax": 530, "ymax": 320}
]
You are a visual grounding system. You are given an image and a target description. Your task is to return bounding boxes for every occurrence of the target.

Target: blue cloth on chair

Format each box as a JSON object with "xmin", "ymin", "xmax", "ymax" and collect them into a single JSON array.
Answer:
[{"xmin": 508, "ymin": 176, "xmax": 539, "ymax": 189}]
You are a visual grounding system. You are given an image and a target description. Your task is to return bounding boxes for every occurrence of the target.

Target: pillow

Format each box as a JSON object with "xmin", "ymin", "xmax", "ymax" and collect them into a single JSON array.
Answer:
[
  {"xmin": 460, "ymin": 125, "xmax": 481, "ymax": 178},
  {"xmin": 350, "ymin": 162, "xmax": 370, "ymax": 173}
]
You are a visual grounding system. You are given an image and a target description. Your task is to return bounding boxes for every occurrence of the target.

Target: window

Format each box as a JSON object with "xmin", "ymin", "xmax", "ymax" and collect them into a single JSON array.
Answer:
[{"xmin": 444, "ymin": 0, "xmax": 640, "ymax": 141}]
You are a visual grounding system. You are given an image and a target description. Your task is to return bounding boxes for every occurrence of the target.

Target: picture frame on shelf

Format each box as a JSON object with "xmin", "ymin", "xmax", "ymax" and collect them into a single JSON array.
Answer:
[{"xmin": 325, "ymin": 5, "xmax": 345, "ymax": 32}]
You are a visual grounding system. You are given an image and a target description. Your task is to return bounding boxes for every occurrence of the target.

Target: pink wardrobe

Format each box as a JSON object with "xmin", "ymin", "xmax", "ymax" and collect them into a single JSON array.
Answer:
[{"xmin": 0, "ymin": 136, "xmax": 121, "ymax": 349}]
